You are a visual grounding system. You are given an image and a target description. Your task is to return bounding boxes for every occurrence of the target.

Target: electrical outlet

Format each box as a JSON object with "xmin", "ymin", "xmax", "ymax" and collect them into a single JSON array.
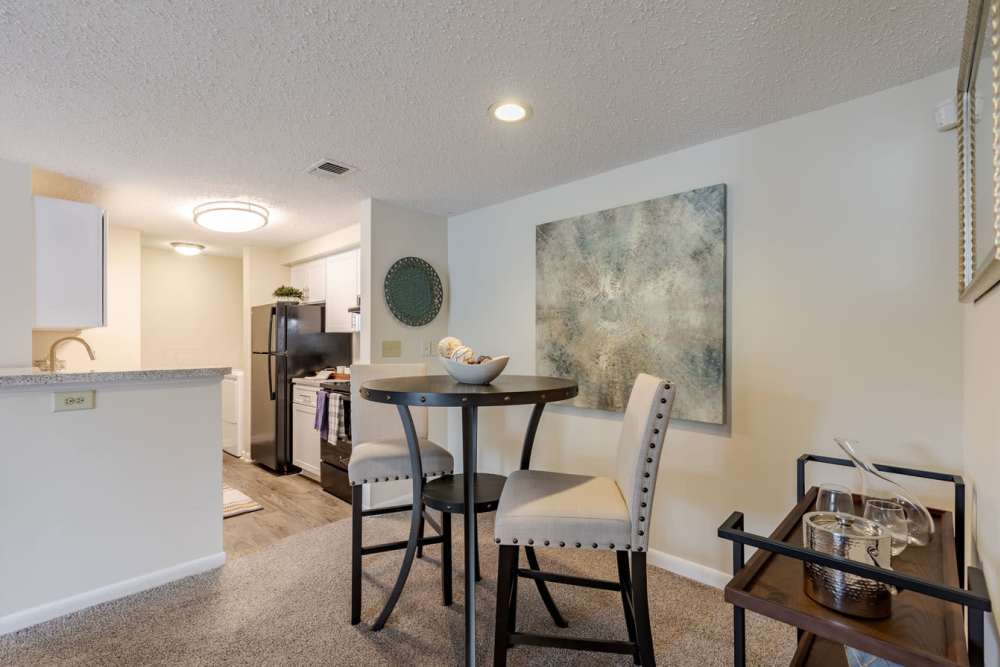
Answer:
[
  {"xmin": 53, "ymin": 390, "xmax": 95, "ymax": 412},
  {"xmin": 422, "ymin": 340, "xmax": 435, "ymax": 357}
]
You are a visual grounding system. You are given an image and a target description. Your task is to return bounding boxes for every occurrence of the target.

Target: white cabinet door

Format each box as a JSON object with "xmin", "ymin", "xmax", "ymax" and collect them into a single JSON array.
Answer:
[
  {"xmin": 34, "ymin": 196, "xmax": 106, "ymax": 329},
  {"xmin": 306, "ymin": 259, "xmax": 326, "ymax": 303},
  {"xmin": 290, "ymin": 259, "xmax": 326, "ymax": 303},
  {"xmin": 290, "ymin": 264, "xmax": 309, "ymax": 299},
  {"xmin": 324, "ymin": 249, "xmax": 360, "ymax": 332},
  {"xmin": 291, "ymin": 401, "xmax": 321, "ymax": 481}
]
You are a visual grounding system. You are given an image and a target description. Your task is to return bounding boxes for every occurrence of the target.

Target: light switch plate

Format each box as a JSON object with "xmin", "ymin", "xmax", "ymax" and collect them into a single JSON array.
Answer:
[
  {"xmin": 381, "ymin": 340, "xmax": 402, "ymax": 358},
  {"xmin": 54, "ymin": 390, "xmax": 95, "ymax": 412}
]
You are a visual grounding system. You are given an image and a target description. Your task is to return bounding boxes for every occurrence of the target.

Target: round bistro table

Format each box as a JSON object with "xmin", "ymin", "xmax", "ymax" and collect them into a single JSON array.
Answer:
[{"xmin": 360, "ymin": 374, "xmax": 578, "ymax": 667}]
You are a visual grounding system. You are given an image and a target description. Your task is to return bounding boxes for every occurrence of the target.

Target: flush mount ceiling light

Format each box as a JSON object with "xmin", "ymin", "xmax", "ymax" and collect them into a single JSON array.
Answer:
[
  {"xmin": 171, "ymin": 242, "xmax": 206, "ymax": 256},
  {"xmin": 489, "ymin": 101, "xmax": 532, "ymax": 123},
  {"xmin": 193, "ymin": 200, "xmax": 269, "ymax": 233}
]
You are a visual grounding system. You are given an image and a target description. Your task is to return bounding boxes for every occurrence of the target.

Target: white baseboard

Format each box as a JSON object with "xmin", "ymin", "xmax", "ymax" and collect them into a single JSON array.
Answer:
[
  {"xmin": 646, "ymin": 548, "xmax": 729, "ymax": 589},
  {"xmin": 0, "ymin": 551, "xmax": 226, "ymax": 637}
]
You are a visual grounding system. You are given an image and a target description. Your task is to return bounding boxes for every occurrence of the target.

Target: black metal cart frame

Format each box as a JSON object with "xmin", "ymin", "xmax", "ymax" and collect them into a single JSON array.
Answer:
[{"xmin": 717, "ymin": 454, "xmax": 993, "ymax": 667}]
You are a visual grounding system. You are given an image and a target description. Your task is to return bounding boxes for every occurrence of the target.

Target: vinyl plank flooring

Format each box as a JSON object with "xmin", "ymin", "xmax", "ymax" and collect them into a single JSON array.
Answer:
[{"xmin": 222, "ymin": 453, "xmax": 351, "ymax": 559}]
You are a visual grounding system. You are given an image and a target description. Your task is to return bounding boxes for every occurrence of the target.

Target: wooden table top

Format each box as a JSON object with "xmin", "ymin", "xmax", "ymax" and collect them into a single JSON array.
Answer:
[{"xmin": 726, "ymin": 487, "xmax": 967, "ymax": 667}]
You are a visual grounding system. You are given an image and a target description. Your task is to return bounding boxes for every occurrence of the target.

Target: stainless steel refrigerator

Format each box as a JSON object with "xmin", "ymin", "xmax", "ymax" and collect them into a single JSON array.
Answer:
[{"xmin": 250, "ymin": 302, "xmax": 352, "ymax": 474}]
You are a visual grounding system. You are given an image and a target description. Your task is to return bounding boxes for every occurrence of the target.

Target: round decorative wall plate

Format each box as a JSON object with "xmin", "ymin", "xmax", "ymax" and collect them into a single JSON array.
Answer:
[{"xmin": 384, "ymin": 256, "xmax": 443, "ymax": 326}]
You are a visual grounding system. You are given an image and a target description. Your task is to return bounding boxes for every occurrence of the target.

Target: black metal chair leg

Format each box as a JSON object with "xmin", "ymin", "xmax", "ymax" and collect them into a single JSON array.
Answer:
[
  {"xmin": 474, "ymin": 515, "xmax": 482, "ymax": 582},
  {"xmin": 493, "ymin": 545, "xmax": 517, "ymax": 667},
  {"xmin": 525, "ymin": 546, "xmax": 569, "ymax": 628},
  {"xmin": 417, "ymin": 499, "xmax": 426, "ymax": 559},
  {"xmin": 631, "ymin": 552, "xmax": 655, "ymax": 666},
  {"xmin": 371, "ymin": 407, "xmax": 425, "ymax": 631},
  {"xmin": 351, "ymin": 484, "xmax": 362, "ymax": 625},
  {"xmin": 442, "ymin": 511, "xmax": 453, "ymax": 606},
  {"xmin": 507, "ymin": 546, "xmax": 519, "ymax": 632},
  {"xmin": 617, "ymin": 551, "xmax": 640, "ymax": 664}
]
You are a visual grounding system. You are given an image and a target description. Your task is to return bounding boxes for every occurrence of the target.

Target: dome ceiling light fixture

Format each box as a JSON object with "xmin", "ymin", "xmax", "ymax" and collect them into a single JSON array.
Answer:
[
  {"xmin": 193, "ymin": 200, "xmax": 269, "ymax": 233},
  {"xmin": 171, "ymin": 242, "xmax": 206, "ymax": 256},
  {"xmin": 489, "ymin": 100, "xmax": 532, "ymax": 123}
]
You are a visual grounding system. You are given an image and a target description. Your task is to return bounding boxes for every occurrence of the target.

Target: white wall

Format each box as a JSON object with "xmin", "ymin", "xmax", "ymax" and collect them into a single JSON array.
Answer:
[
  {"xmin": 0, "ymin": 158, "xmax": 34, "ymax": 368},
  {"xmin": 141, "ymin": 247, "xmax": 242, "ymax": 370},
  {"xmin": 448, "ymin": 69, "xmax": 963, "ymax": 576},
  {"xmin": 963, "ymin": 289, "xmax": 1000, "ymax": 640},
  {"xmin": 0, "ymin": 377, "xmax": 224, "ymax": 634},
  {"xmin": 363, "ymin": 199, "xmax": 449, "ymax": 364},
  {"xmin": 279, "ymin": 223, "xmax": 360, "ymax": 266}
]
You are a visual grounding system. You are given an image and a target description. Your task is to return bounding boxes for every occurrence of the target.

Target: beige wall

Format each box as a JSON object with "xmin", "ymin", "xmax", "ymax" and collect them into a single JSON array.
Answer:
[
  {"xmin": 141, "ymin": 247, "xmax": 242, "ymax": 370},
  {"xmin": 448, "ymin": 69, "xmax": 963, "ymax": 579},
  {"xmin": 0, "ymin": 158, "xmax": 34, "ymax": 368},
  {"xmin": 962, "ymin": 289, "xmax": 1000, "ymax": 637}
]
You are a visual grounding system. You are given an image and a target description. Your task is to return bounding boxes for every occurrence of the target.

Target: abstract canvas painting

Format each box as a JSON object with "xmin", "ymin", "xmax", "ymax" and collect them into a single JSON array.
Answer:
[{"xmin": 535, "ymin": 184, "xmax": 726, "ymax": 424}]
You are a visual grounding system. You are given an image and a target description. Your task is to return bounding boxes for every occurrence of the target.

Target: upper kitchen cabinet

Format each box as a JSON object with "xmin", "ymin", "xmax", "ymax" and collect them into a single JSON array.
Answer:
[
  {"xmin": 290, "ymin": 257, "xmax": 326, "ymax": 304},
  {"xmin": 34, "ymin": 196, "xmax": 106, "ymax": 330},
  {"xmin": 324, "ymin": 248, "xmax": 360, "ymax": 333}
]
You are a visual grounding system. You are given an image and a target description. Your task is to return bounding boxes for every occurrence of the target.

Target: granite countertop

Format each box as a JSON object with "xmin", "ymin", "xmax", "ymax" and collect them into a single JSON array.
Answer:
[{"xmin": 0, "ymin": 367, "xmax": 232, "ymax": 388}]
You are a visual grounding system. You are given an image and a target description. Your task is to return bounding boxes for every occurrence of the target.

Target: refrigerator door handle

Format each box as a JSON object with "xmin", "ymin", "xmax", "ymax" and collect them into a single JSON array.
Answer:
[
  {"xmin": 267, "ymin": 306, "xmax": 276, "ymax": 354},
  {"xmin": 268, "ymin": 354, "xmax": 276, "ymax": 401}
]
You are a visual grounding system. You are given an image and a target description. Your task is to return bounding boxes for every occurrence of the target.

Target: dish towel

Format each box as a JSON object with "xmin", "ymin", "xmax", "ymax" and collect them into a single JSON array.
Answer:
[
  {"xmin": 315, "ymin": 389, "xmax": 331, "ymax": 441},
  {"xmin": 331, "ymin": 393, "xmax": 347, "ymax": 440},
  {"xmin": 315, "ymin": 390, "xmax": 347, "ymax": 442}
]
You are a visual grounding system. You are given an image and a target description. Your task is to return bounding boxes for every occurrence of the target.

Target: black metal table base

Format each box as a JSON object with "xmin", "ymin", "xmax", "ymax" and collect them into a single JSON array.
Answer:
[{"xmin": 360, "ymin": 375, "xmax": 579, "ymax": 667}]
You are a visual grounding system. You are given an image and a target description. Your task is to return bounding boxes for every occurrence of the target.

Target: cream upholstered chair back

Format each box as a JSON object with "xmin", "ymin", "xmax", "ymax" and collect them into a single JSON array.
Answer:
[
  {"xmin": 350, "ymin": 364, "xmax": 428, "ymax": 443},
  {"xmin": 613, "ymin": 373, "xmax": 676, "ymax": 551}
]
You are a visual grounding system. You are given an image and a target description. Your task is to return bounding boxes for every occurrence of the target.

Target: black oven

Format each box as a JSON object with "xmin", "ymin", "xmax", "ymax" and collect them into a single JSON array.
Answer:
[{"xmin": 319, "ymin": 381, "xmax": 353, "ymax": 503}]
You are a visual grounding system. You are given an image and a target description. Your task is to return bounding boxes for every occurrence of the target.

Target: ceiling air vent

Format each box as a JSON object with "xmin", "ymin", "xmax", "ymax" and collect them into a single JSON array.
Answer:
[{"xmin": 308, "ymin": 160, "xmax": 354, "ymax": 178}]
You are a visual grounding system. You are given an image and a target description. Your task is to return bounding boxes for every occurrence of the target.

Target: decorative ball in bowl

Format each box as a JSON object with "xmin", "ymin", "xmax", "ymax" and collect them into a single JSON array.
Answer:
[{"xmin": 441, "ymin": 355, "xmax": 509, "ymax": 385}]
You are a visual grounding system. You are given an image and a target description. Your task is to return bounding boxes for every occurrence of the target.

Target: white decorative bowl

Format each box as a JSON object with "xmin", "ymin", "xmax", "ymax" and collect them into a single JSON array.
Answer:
[{"xmin": 440, "ymin": 355, "xmax": 509, "ymax": 385}]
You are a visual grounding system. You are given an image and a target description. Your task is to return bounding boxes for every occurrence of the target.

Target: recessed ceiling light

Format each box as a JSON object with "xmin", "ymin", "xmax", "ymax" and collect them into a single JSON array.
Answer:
[
  {"xmin": 489, "ymin": 101, "xmax": 531, "ymax": 123},
  {"xmin": 171, "ymin": 242, "xmax": 206, "ymax": 256},
  {"xmin": 193, "ymin": 200, "xmax": 269, "ymax": 233}
]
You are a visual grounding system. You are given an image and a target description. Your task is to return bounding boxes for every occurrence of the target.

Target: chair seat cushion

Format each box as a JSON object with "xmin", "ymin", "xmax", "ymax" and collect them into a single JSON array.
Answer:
[
  {"xmin": 348, "ymin": 438, "xmax": 453, "ymax": 485},
  {"xmin": 494, "ymin": 470, "xmax": 631, "ymax": 550}
]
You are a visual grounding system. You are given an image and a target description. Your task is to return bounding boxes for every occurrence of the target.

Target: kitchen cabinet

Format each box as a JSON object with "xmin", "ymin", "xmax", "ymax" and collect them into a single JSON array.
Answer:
[
  {"xmin": 324, "ymin": 248, "xmax": 360, "ymax": 333},
  {"xmin": 34, "ymin": 196, "xmax": 106, "ymax": 329},
  {"xmin": 291, "ymin": 384, "xmax": 322, "ymax": 481},
  {"xmin": 290, "ymin": 258, "xmax": 326, "ymax": 304}
]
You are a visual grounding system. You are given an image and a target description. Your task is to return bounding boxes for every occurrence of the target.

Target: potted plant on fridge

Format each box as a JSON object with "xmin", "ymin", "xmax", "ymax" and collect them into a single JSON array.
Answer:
[{"xmin": 273, "ymin": 285, "xmax": 304, "ymax": 303}]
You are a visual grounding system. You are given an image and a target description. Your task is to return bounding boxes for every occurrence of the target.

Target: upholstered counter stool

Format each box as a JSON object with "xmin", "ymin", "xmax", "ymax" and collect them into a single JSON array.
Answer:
[
  {"xmin": 492, "ymin": 373, "xmax": 677, "ymax": 666},
  {"xmin": 348, "ymin": 364, "xmax": 454, "ymax": 631}
]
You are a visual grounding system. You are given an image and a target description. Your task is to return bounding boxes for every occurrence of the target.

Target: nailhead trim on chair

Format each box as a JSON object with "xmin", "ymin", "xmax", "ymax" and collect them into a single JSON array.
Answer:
[
  {"xmin": 495, "ymin": 382, "xmax": 673, "ymax": 552},
  {"xmin": 492, "ymin": 379, "xmax": 675, "ymax": 553},
  {"xmin": 350, "ymin": 469, "xmax": 455, "ymax": 486}
]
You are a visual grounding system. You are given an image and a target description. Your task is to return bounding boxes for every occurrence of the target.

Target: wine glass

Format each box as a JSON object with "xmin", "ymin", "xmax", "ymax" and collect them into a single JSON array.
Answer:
[
  {"xmin": 863, "ymin": 498, "xmax": 909, "ymax": 556},
  {"xmin": 816, "ymin": 483, "xmax": 855, "ymax": 514},
  {"xmin": 835, "ymin": 438, "xmax": 934, "ymax": 546}
]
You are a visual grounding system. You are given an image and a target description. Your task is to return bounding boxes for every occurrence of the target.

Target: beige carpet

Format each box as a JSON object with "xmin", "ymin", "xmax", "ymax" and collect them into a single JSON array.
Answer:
[{"xmin": 0, "ymin": 513, "xmax": 795, "ymax": 666}]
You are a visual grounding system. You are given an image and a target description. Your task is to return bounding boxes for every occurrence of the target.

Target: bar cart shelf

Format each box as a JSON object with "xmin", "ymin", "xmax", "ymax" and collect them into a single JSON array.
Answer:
[{"xmin": 718, "ymin": 454, "xmax": 992, "ymax": 667}]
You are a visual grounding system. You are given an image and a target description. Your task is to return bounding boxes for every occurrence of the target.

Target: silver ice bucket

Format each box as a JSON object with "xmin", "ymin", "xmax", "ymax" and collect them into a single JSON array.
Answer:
[{"xmin": 802, "ymin": 512, "xmax": 893, "ymax": 619}]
